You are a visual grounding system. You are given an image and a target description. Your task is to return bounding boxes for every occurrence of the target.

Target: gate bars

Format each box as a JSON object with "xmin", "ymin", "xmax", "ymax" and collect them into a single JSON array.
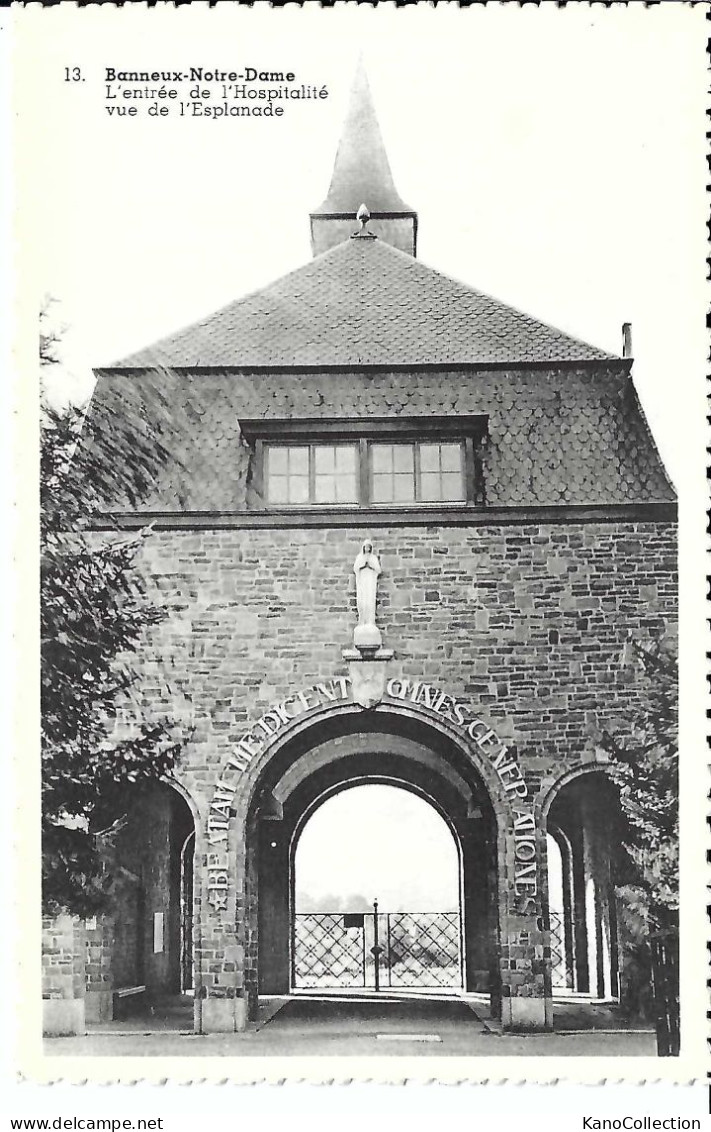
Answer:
[{"xmin": 292, "ymin": 902, "xmax": 463, "ymax": 990}]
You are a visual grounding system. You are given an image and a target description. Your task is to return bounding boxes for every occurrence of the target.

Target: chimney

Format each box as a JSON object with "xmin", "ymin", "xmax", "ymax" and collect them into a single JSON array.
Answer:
[{"xmin": 622, "ymin": 322, "xmax": 633, "ymax": 359}]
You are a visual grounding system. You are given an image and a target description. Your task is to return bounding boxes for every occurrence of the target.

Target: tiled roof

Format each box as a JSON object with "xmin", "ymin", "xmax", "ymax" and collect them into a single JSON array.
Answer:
[
  {"xmin": 111, "ymin": 236, "xmax": 615, "ymax": 369},
  {"xmin": 85, "ymin": 366, "xmax": 675, "ymax": 512}
]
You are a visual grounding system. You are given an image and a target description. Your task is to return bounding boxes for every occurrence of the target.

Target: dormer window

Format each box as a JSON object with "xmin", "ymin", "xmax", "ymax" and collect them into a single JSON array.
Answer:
[
  {"xmin": 266, "ymin": 443, "xmax": 359, "ymax": 507},
  {"xmin": 241, "ymin": 417, "xmax": 487, "ymax": 512}
]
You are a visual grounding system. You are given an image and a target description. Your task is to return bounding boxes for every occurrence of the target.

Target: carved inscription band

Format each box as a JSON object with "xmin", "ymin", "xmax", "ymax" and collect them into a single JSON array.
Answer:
[{"xmin": 204, "ymin": 674, "xmax": 538, "ymax": 914}]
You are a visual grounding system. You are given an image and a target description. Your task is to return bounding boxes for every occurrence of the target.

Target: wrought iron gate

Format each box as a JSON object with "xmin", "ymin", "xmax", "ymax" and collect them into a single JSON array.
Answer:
[
  {"xmin": 549, "ymin": 910, "xmax": 566, "ymax": 989},
  {"xmin": 293, "ymin": 912, "xmax": 367, "ymax": 988},
  {"xmin": 293, "ymin": 903, "xmax": 462, "ymax": 990}
]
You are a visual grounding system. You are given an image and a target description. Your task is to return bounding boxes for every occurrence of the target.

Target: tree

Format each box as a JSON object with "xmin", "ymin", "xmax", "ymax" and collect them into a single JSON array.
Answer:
[
  {"xmin": 601, "ymin": 633, "xmax": 679, "ymax": 1055},
  {"xmin": 41, "ymin": 310, "xmax": 185, "ymax": 918}
]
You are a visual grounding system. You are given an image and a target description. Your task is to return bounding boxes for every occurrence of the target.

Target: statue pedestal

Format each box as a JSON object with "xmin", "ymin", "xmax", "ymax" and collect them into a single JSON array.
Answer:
[
  {"xmin": 342, "ymin": 647, "xmax": 393, "ymax": 709},
  {"xmin": 353, "ymin": 624, "xmax": 382, "ymax": 650}
]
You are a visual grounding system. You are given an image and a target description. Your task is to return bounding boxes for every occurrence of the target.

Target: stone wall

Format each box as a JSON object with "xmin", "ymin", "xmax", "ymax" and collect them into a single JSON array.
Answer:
[
  {"xmin": 133, "ymin": 520, "xmax": 676, "ymax": 797},
  {"xmin": 41, "ymin": 915, "xmax": 86, "ymax": 1035},
  {"xmin": 45, "ymin": 517, "xmax": 675, "ymax": 1031},
  {"xmin": 125, "ymin": 516, "xmax": 675, "ymax": 1028}
]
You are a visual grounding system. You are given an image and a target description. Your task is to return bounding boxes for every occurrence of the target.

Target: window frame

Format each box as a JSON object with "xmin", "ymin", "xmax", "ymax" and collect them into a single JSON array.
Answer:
[
  {"xmin": 243, "ymin": 417, "xmax": 488, "ymax": 512},
  {"xmin": 369, "ymin": 438, "xmax": 468, "ymax": 507},
  {"xmin": 264, "ymin": 441, "xmax": 360, "ymax": 508}
]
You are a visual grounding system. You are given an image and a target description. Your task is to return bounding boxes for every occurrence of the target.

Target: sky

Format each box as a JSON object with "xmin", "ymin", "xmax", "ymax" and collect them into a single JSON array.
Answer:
[
  {"xmin": 294, "ymin": 784, "xmax": 460, "ymax": 913},
  {"xmin": 17, "ymin": 2, "xmax": 706, "ymax": 495}
]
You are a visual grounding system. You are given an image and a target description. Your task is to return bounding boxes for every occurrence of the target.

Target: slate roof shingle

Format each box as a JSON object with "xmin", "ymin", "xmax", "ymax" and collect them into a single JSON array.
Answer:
[
  {"xmin": 85, "ymin": 367, "xmax": 675, "ymax": 512},
  {"xmin": 111, "ymin": 236, "xmax": 616, "ymax": 370}
]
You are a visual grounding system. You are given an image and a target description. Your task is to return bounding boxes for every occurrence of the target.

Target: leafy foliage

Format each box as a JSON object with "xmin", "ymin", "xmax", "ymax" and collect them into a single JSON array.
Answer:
[
  {"xmin": 596, "ymin": 634, "xmax": 679, "ymax": 1053},
  {"xmin": 41, "ymin": 315, "xmax": 184, "ymax": 917},
  {"xmin": 601, "ymin": 634, "xmax": 678, "ymax": 929}
]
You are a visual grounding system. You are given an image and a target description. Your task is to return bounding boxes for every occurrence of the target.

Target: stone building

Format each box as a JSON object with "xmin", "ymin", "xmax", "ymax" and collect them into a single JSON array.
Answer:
[{"xmin": 42, "ymin": 66, "xmax": 676, "ymax": 1036}]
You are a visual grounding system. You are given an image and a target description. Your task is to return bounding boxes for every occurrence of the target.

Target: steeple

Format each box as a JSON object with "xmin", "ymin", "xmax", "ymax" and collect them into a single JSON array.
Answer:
[{"xmin": 310, "ymin": 60, "xmax": 418, "ymax": 258}]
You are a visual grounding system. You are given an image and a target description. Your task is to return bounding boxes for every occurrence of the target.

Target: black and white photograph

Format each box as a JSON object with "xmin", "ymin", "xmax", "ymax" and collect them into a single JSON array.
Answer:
[{"xmin": 6, "ymin": 0, "xmax": 707, "ymax": 1102}]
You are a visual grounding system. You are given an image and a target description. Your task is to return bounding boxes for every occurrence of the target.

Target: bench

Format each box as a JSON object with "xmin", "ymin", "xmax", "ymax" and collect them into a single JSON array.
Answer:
[{"xmin": 113, "ymin": 985, "xmax": 147, "ymax": 1019}]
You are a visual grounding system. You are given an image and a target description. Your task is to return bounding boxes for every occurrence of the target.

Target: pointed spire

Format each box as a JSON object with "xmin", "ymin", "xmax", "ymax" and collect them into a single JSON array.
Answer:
[
  {"xmin": 315, "ymin": 59, "xmax": 413, "ymax": 215},
  {"xmin": 310, "ymin": 60, "xmax": 417, "ymax": 258}
]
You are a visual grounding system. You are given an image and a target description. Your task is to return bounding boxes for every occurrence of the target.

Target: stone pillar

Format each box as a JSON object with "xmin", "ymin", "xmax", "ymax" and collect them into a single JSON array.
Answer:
[
  {"xmin": 84, "ymin": 915, "xmax": 114, "ymax": 1023},
  {"xmin": 460, "ymin": 815, "xmax": 494, "ymax": 993},
  {"xmin": 199, "ymin": 823, "xmax": 247, "ymax": 1033},
  {"xmin": 42, "ymin": 914, "xmax": 86, "ymax": 1036},
  {"xmin": 498, "ymin": 814, "xmax": 552, "ymax": 1031},
  {"xmin": 257, "ymin": 819, "xmax": 290, "ymax": 994}
]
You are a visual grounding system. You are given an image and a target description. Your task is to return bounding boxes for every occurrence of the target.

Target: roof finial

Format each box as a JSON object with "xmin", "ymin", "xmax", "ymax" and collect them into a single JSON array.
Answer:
[
  {"xmin": 351, "ymin": 202, "xmax": 377, "ymax": 241},
  {"xmin": 351, "ymin": 202, "xmax": 376, "ymax": 241}
]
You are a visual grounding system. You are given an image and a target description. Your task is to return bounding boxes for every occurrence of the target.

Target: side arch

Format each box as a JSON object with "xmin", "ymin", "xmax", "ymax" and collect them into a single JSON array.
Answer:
[
  {"xmin": 540, "ymin": 759, "xmax": 612, "ymax": 825},
  {"xmin": 161, "ymin": 776, "xmax": 202, "ymax": 1027},
  {"xmin": 540, "ymin": 762, "xmax": 621, "ymax": 1000}
]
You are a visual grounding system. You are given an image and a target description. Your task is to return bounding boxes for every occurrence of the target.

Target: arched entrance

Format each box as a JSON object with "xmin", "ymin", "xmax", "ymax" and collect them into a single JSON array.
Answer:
[
  {"xmin": 248, "ymin": 715, "xmax": 500, "ymax": 1017},
  {"xmin": 93, "ymin": 779, "xmax": 198, "ymax": 1025},
  {"xmin": 291, "ymin": 781, "xmax": 464, "ymax": 993},
  {"xmin": 543, "ymin": 768, "xmax": 621, "ymax": 1002},
  {"xmin": 200, "ymin": 686, "xmax": 553, "ymax": 1033}
]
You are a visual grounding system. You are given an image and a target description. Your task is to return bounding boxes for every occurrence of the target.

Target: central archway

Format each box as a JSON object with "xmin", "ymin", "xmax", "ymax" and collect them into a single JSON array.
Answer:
[
  {"xmin": 291, "ymin": 780, "xmax": 464, "ymax": 992},
  {"xmin": 247, "ymin": 713, "xmax": 501, "ymax": 1017}
]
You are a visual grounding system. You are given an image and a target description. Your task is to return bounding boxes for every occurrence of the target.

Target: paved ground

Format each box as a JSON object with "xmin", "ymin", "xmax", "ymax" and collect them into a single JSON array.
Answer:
[{"xmin": 45, "ymin": 995, "xmax": 657, "ymax": 1058}]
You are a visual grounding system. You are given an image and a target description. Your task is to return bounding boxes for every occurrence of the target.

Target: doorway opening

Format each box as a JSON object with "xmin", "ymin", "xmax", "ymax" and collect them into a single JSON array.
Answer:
[
  {"xmin": 291, "ymin": 782, "xmax": 464, "ymax": 993},
  {"xmin": 546, "ymin": 771, "xmax": 620, "ymax": 1001},
  {"xmin": 253, "ymin": 724, "xmax": 499, "ymax": 1014},
  {"xmin": 100, "ymin": 781, "xmax": 197, "ymax": 1027}
]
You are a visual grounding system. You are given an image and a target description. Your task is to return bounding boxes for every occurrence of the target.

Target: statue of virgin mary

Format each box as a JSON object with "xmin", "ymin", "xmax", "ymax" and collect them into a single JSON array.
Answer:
[{"xmin": 353, "ymin": 539, "xmax": 382, "ymax": 650}]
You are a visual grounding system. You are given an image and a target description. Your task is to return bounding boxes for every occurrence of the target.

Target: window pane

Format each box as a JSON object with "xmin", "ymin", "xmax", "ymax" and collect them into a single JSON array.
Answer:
[
  {"xmin": 440, "ymin": 443, "xmax": 462, "ymax": 472},
  {"xmin": 371, "ymin": 444, "xmax": 416, "ymax": 504},
  {"xmin": 371, "ymin": 473, "xmax": 391, "ymax": 503},
  {"xmin": 335, "ymin": 474, "xmax": 358, "ymax": 503},
  {"xmin": 289, "ymin": 447, "xmax": 309, "ymax": 474},
  {"xmin": 419, "ymin": 443, "xmax": 440, "ymax": 472},
  {"xmin": 371, "ymin": 445, "xmax": 393, "ymax": 473},
  {"xmin": 335, "ymin": 445, "xmax": 357, "ymax": 474},
  {"xmin": 314, "ymin": 446, "xmax": 336, "ymax": 474},
  {"xmin": 289, "ymin": 476, "xmax": 309, "ymax": 505},
  {"xmin": 393, "ymin": 474, "xmax": 415, "ymax": 502},
  {"xmin": 269, "ymin": 447, "xmax": 288, "ymax": 475},
  {"xmin": 313, "ymin": 445, "xmax": 357, "ymax": 503},
  {"xmin": 314, "ymin": 475, "xmax": 335, "ymax": 503},
  {"xmin": 269, "ymin": 476, "xmax": 288, "ymax": 504},
  {"xmin": 441, "ymin": 472, "xmax": 464, "ymax": 502},
  {"xmin": 393, "ymin": 445, "xmax": 414, "ymax": 472},
  {"xmin": 420, "ymin": 472, "xmax": 442, "ymax": 501}
]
